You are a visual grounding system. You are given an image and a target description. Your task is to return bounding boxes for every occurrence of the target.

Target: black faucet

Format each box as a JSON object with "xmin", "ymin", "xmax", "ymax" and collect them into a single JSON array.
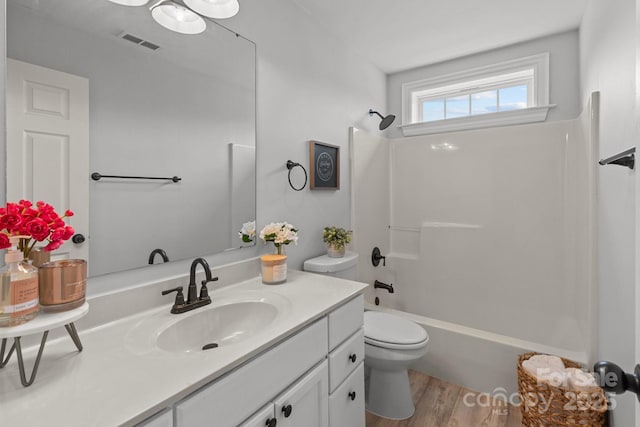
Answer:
[
  {"xmin": 374, "ymin": 280, "xmax": 394, "ymax": 293},
  {"xmin": 161, "ymin": 257, "xmax": 218, "ymax": 314},
  {"xmin": 148, "ymin": 248, "xmax": 170, "ymax": 264}
]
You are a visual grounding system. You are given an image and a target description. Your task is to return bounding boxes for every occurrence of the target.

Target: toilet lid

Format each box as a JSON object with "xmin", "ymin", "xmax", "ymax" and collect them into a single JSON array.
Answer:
[{"xmin": 364, "ymin": 311, "xmax": 428, "ymax": 346}]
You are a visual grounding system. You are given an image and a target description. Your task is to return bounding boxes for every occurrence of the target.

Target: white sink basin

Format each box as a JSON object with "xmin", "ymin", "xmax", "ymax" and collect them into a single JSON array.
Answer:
[
  {"xmin": 125, "ymin": 290, "xmax": 291, "ymax": 355},
  {"xmin": 156, "ymin": 301, "xmax": 278, "ymax": 353}
]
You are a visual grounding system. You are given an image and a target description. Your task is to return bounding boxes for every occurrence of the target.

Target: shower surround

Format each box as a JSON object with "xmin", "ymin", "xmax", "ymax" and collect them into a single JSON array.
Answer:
[{"xmin": 351, "ymin": 93, "xmax": 599, "ymax": 396}]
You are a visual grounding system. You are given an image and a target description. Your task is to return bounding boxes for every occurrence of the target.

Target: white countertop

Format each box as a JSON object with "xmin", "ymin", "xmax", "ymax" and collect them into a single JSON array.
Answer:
[{"xmin": 0, "ymin": 270, "xmax": 367, "ymax": 427}]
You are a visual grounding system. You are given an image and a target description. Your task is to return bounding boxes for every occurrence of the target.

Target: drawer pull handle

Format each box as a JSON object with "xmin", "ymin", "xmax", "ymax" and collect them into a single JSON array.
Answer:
[
  {"xmin": 349, "ymin": 391, "xmax": 357, "ymax": 401},
  {"xmin": 349, "ymin": 353, "xmax": 357, "ymax": 363},
  {"xmin": 266, "ymin": 418, "xmax": 277, "ymax": 427},
  {"xmin": 282, "ymin": 404, "xmax": 293, "ymax": 418}
]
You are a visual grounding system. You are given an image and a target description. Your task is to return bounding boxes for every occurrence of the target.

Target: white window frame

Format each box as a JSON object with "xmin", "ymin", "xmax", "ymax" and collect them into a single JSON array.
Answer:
[{"xmin": 400, "ymin": 53, "xmax": 555, "ymax": 136}]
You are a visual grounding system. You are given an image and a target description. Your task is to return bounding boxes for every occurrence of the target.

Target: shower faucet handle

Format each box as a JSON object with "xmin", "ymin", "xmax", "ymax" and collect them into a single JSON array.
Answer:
[{"xmin": 372, "ymin": 247, "xmax": 386, "ymax": 267}]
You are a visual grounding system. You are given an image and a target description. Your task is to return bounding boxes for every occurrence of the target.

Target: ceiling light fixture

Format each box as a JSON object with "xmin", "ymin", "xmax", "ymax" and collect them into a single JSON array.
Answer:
[
  {"xmin": 184, "ymin": 0, "xmax": 239, "ymax": 19},
  {"xmin": 108, "ymin": 0, "xmax": 150, "ymax": 5},
  {"xmin": 109, "ymin": 0, "xmax": 239, "ymax": 35},
  {"xmin": 150, "ymin": 1, "xmax": 207, "ymax": 35}
]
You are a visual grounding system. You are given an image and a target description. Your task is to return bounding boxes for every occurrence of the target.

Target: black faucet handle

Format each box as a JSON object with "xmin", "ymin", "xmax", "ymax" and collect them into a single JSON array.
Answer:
[
  {"xmin": 162, "ymin": 286, "xmax": 185, "ymax": 305},
  {"xmin": 372, "ymin": 247, "xmax": 386, "ymax": 267},
  {"xmin": 199, "ymin": 276, "xmax": 218, "ymax": 300},
  {"xmin": 199, "ymin": 282, "xmax": 210, "ymax": 300},
  {"xmin": 202, "ymin": 276, "xmax": 219, "ymax": 285}
]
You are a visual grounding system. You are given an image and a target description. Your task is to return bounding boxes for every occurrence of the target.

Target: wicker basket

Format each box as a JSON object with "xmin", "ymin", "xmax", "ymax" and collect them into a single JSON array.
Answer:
[{"xmin": 517, "ymin": 352, "xmax": 607, "ymax": 427}]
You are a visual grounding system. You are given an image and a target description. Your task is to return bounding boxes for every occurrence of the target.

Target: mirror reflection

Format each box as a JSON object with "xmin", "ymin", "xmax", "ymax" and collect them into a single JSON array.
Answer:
[{"xmin": 6, "ymin": 0, "xmax": 256, "ymax": 277}]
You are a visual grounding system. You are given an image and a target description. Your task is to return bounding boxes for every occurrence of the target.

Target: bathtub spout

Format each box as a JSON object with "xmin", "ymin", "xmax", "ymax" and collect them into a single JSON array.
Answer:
[{"xmin": 374, "ymin": 280, "xmax": 394, "ymax": 293}]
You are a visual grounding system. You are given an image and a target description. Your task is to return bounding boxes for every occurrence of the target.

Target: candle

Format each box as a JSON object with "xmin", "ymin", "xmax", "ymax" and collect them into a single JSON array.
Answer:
[{"xmin": 261, "ymin": 254, "xmax": 287, "ymax": 284}]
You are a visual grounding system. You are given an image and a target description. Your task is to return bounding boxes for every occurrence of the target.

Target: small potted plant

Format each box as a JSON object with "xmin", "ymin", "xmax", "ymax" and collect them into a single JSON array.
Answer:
[{"xmin": 322, "ymin": 226, "xmax": 352, "ymax": 258}]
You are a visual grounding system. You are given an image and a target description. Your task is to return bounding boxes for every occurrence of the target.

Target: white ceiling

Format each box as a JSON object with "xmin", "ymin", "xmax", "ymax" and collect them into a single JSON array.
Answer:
[{"xmin": 290, "ymin": 0, "xmax": 588, "ymax": 74}]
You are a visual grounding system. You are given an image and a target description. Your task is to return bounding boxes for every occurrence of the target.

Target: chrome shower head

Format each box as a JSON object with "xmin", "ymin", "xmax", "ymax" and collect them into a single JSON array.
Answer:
[{"xmin": 369, "ymin": 109, "xmax": 396, "ymax": 130}]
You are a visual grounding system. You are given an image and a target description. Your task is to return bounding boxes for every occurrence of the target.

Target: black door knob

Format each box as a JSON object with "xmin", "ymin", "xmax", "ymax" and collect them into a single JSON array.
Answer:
[
  {"xmin": 349, "ymin": 353, "xmax": 357, "ymax": 363},
  {"xmin": 72, "ymin": 234, "xmax": 85, "ymax": 244},
  {"xmin": 282, "ymin": 404, "xmax": 292, "ymax": 418},
  {"xmin": 349, "ymin": 391, "xmax": 356, "ymax": 401},
  {"xmin": 266, "ymin": 418, "xmax": 277, "ymax": 427}
]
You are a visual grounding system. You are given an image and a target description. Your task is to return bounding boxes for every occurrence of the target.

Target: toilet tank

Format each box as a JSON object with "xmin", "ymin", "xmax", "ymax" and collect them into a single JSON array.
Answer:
[{"xmin": 303, "ymin": 252, "xmax": 359, "ymax": 280}]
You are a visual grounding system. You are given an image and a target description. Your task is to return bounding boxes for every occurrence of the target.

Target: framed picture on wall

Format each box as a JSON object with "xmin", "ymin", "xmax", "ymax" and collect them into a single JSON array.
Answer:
[{"xmin": 309, "ymin": 141, "xmax": 340, "ymax": 190}]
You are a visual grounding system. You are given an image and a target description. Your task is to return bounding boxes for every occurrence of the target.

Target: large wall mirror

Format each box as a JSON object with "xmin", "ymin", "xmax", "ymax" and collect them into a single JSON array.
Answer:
[{"xmin": 6, "ymin": 0, "xmax": 256, "ymax": 277}]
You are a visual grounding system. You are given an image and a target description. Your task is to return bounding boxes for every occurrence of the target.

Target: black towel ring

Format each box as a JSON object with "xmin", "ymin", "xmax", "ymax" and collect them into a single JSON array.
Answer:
[{"xmin": 286, "ymin": 160, "xmax": 307, "ymax": 191}]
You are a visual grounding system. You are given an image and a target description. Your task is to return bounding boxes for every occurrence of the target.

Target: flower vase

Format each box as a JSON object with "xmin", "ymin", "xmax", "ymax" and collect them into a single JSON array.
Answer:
[
  {"xmin": 327, "ymin": 244, "xmax": 345, "ymax": 258},
  {"xmin": 28, "ymin": 247, "xmax": 51, "ymax": 267},
  {"xmin": 261, "ymin": 246, "xmax": 287, "ymax": 284}
]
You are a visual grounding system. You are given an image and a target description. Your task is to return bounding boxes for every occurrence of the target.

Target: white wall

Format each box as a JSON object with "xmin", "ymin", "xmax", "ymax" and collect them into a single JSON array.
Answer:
[
  {"xmin": 580, "ymin": 0, "xmax": 637, "ymax": 425},
  {"xmin": 386, "ymin": 30, "xmax": 581, "ymax": 138},
  {"xmin": 225, "ymin": 0, "xmax": 387, "ymax": 267}
]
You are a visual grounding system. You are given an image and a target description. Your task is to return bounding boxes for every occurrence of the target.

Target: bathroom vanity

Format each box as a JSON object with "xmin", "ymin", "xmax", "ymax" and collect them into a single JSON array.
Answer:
[{"xmin": 0, "ymin": 266, "xmax": 367, "ymax": 427}]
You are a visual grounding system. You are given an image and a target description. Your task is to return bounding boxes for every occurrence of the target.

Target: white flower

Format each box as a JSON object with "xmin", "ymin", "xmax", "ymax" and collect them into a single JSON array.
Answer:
[
  {"xmin": 275, "ymin": 223, "xmax": 298, "ymax": 245},
  {"xmin": 260, "ymin": 222, "xmax": 299, "ymax": 246},
  {"xmin": 238, "ymin": 221, "xmax": 256, "ymax": 242}
]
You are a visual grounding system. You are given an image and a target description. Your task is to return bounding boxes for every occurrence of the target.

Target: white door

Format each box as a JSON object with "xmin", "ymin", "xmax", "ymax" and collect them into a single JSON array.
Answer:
[
  {"xmin": 6, "ymin": 58, "xmax": 89, "ymax": 262},
  {"xmin": 275, "ymin": 360, "xmax": 329, "ymax": 427}
]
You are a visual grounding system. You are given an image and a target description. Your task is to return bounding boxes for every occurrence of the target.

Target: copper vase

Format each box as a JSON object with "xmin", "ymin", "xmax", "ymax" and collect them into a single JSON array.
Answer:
[{"xmin": 38, "ymin": 259, "xmax": 87, "ymax": 312}]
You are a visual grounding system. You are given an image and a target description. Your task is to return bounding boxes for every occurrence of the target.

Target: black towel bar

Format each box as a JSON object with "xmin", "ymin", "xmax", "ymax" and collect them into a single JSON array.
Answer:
[
  {"xmin": 599, "ymin": 147, "xmax": 635, "ymax": 170},
  {"xmin": 91, "ymin": 173, "xmax": 181, "ymax": 182}
]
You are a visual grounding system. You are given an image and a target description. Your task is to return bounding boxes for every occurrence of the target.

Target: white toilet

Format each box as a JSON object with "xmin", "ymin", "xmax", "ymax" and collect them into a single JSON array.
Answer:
[
  {"xmin": 363, "ymin": 311, "xmax": 428, "ymax": 419},
  {"xmin": 303, "ymin": 252, "xmax": 430, "ymax": 420}
]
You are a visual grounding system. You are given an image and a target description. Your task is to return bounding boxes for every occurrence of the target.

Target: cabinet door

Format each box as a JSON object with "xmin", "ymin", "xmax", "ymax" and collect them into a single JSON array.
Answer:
[
  {"xmin": 275, "ymin": 360, "xmax": 328, "ymax": 427},
  {"xmin": 329, "ymin": 362, "xmax": 364, "ymax": 427},
  {"xmin": 239, "ymin": 404, "xmax": 275, "ymax": 427}
]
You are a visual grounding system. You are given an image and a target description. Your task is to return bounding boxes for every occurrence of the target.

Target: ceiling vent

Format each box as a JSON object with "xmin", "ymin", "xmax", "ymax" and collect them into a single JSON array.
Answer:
[{"xmin": 119, "ymin": 32, "xmax": 160, "ymax": 51}]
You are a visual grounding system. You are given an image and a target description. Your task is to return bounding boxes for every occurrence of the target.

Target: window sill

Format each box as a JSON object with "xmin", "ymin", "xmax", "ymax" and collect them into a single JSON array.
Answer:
[{"xmin": 398, "ymin": 105, "xmax": 556, "ymax": 137}]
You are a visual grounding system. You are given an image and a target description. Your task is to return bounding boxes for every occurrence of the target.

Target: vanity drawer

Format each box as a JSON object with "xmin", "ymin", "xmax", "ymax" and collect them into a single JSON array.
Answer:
[
  {"xmin": 175, "ymin": 318, "xmax": 328, "ymax": 427},
  {"xmin": 328, "ymin": 328, "xmax": 364, "ymax": 393},
  {"xmin": 329, "ymin": 362, "xmax": 365, "ymax": 427},
  {"xmin": 328, "ymin": 295, "xmax": 363, "ymax": 350}
]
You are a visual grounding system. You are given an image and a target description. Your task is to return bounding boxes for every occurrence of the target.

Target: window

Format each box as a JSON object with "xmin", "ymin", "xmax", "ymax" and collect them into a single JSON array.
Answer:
[{"xmin": 400, "ymin": 53, "xmax": 553, "ymax": 136}]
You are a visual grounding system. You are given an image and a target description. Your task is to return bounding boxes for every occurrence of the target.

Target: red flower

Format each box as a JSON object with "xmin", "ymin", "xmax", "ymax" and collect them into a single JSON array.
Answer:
[
  {"xmin": 0, "ymin": 234, "xmax": 10, "ymax": 250},
  {"xmin": 44, "ymin": 240, "xmax": 63, "ymax": 251},
  {"xmin": 62, "ymin": 226, "xmax": 75, "ymax": 240},
  {"xmin": 0, "ymin": 200, "xmax": 76, "ymax": 257},
  {"xmin": 0, "ymin": 213, "xmax": 23, "ymax": 232},
  {"xmin": 25, "ymin": 218, "xmax": 50, "ymax": 241},
  {"xmin": 50, "ymin": 228, "xmax": 64, "ymax": 242}
]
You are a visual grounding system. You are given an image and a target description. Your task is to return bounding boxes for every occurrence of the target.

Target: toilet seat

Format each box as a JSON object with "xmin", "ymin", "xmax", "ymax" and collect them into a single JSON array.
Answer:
[{"xmin": 364, "ymin": 311, "xmax": 429, "ymax": 350}]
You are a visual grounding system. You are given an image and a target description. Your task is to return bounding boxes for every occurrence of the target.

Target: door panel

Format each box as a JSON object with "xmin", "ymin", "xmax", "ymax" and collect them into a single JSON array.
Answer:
[{"xmin": 6, "ymin": 58, "xmax": 89, "ymax": 262}]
